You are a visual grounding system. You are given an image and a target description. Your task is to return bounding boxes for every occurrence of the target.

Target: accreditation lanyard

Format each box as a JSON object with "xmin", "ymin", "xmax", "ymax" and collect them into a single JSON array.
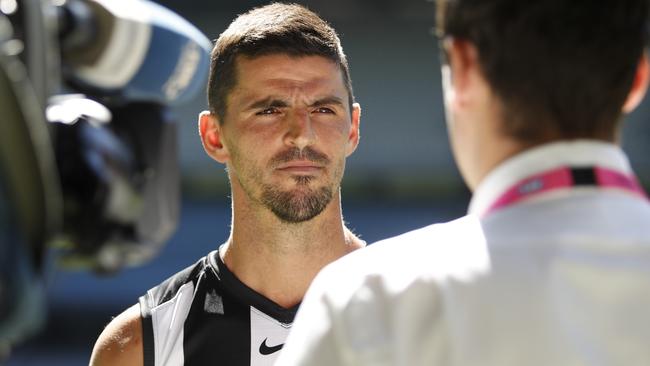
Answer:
[{"xmin": 484, "ymin": 166, "xmax": 648, "ymax": 216}]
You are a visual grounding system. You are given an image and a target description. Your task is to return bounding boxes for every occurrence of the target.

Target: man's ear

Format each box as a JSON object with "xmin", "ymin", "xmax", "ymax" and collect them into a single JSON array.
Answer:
[
  {"xmin": 198, "ymin": 111, "xmax": 229, "ymax": 163},
  {"xmin": 446, "ymin": 38, "xmax": 484, "ymax": 107},
  {"xmin": 345, "ymin": 103, "xmax": 361, "ymax": 156},
  {"xmin": 623, "ymin": 51, "xmax": 650, "ymax": 114}
]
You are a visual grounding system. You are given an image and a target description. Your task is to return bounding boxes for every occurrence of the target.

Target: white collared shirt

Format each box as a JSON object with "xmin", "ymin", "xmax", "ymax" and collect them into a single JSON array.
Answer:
[{"xmin": 277, "ymin": 141, "xmax": 650, "ymax": 366}]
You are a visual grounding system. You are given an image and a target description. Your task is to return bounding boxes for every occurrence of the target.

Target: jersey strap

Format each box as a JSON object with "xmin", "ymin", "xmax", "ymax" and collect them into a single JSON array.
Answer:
[{"xmin": 485, "ymin": 166, "xmax": 648, "ymax": 216}]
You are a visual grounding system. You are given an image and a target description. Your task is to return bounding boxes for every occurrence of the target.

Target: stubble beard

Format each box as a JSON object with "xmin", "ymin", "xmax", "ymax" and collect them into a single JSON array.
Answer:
[
  {"xmin": 233, "ymin": 146, "xmax": 341, "ymax": 224},
  {"xmin": 261, "ymin": 146, "xmax": 339, "ymax": 224},
  {"xmin": 261, "ymin": 175, "xmax": 334, "ymax": 224}
]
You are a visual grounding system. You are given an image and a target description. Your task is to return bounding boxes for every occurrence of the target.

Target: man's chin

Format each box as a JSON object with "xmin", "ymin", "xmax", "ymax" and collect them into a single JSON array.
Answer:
[
  {"xmin": 271, "ymin": 198, "xmax": 327, "ymax": 223},
  {"xmin": 262, "ymin": 185, "xmax": 333, "ymax": 224},
  {"xmin": 273, "ymin": 210, "xmax": 323, "ymax": 224}
]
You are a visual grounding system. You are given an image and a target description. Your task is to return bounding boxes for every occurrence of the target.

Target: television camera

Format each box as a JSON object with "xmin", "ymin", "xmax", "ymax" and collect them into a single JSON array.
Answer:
[{"xmin": 0, "ymin": 0, "xmax": 211, "ymax": 356}]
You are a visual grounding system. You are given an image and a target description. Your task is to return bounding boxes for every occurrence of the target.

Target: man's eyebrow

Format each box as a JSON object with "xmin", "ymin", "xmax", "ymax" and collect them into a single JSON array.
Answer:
[
  {"xmin": 245, "ymin": 96, "xmax": 344, "ymax": 110},
  {"xmin": 246, "ymin": 97, "xmax": 289, "ymax": 110},
  {"xmin": 309, "ymin": 96, "xmax": 345, "ymax": 108}
]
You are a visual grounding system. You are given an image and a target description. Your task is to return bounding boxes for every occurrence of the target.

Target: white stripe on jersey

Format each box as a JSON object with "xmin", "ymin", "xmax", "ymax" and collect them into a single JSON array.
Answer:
[
  {"xmin": 250, "ymin": 306, "xmax": 292, "ymax": 365},
  {"xmin": 149, "ymin": 281, "xmax": 195, "ymax": 366}
]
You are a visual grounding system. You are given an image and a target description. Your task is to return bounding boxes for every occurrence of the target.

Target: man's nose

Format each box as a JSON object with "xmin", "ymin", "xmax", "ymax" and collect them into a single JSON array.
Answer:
[{"xmin": 283, "ymin": 110, "xmax": 316, "ymax": 150}]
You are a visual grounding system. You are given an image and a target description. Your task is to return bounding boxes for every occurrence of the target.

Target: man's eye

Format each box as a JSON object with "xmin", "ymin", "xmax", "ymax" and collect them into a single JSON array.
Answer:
[
  {"xmin": 314, "ymin": 107, "xmax": 335, "ymax": 114},
  {"xmin": 256, "ymin": 108, "xmax": 279, "ymax": 115}
]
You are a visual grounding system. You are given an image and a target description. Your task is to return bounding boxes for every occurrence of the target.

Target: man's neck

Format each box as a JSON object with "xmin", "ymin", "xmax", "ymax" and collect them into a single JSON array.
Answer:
[{"xmin": 220, "ymin": 192, "xmax": 363, "ymax": 308}]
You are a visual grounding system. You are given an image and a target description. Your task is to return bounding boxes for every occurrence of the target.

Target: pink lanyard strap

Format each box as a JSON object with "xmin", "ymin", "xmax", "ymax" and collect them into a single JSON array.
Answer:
[{"xmin": 485, "ymin": 166, "xmax": 648, "ymax": 216}]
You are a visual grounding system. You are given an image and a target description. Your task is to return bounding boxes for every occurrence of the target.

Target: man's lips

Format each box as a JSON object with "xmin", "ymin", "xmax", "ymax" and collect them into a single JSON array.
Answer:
[{"xmin": 276, "ymin": 161, "xmax": 324, "ymax": 173}]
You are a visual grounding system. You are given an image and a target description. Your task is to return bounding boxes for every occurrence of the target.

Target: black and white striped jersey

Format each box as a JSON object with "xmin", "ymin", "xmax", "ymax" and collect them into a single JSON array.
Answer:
[{"xmin": 139, "ymin": 249, "xmax": 299, "ymax": 366}]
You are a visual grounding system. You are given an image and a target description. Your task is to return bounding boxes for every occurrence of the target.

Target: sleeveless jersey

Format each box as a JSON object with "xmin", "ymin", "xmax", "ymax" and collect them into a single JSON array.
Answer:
[{"xmin": 139, "ymin": 249, "xmax": 298, "ymax": 366}]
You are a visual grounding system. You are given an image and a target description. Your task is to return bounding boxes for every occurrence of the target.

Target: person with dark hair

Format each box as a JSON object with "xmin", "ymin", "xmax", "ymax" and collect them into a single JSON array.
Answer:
[
  {"xmin": 277, "ymin": 0, "xmax": 650, "ymax": 364},
  {"xmin": 89, "ymin": 3, "xmax": 364, "ymax": 365}
]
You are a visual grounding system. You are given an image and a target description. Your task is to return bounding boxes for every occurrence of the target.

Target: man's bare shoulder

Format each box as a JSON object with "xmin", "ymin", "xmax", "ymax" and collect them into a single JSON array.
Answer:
[{"xmin": 89, "ymin": 303, "xmax": 143, "ymax": 366}]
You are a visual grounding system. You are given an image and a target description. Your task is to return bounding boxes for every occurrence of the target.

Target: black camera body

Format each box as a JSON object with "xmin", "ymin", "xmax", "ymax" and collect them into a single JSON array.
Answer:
[{"xmin": 0, "ymin": 0, "xmax": 211, "ymax": 354}]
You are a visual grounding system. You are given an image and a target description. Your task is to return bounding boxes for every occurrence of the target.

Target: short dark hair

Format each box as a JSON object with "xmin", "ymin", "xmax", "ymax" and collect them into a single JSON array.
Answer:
[
  {"xmin": 436, "ymin": 0, "xmax": 649, "ymax": 142},
  {"xmin": 207, "ymin": 3, "xmax": 354, "ymax": 122}
]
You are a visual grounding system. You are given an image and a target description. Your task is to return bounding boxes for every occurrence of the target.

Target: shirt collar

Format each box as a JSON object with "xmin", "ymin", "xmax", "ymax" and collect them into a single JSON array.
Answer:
[{"xmin": 469, "ymin": 140, "xmax": 634, "ymax": 217}]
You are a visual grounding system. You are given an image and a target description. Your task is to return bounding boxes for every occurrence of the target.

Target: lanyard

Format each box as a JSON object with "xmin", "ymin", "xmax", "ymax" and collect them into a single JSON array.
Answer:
[{"xmin": 485, "ymin": 166, "xmax": 648, "ymax": 216}]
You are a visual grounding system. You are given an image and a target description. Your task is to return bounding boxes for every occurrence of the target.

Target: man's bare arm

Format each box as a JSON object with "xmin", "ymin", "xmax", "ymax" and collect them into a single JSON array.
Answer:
[{"xmin": 89, "ymin": 304, "xmax": 144, "ymax": 366}]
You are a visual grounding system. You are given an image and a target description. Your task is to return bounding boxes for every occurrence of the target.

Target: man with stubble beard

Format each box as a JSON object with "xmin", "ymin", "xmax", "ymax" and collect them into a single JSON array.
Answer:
[{"xmin": 89, "ymin": 3, "xmax": 365, "ymax": 365}]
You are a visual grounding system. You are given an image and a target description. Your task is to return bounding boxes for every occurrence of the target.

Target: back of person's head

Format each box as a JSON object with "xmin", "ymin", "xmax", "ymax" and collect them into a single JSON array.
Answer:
[
  {"xmin": 436, "ymin": 0, "xmax": 649, "ymax": 143},
  {"xmin": 207, "ymin": 2, "xmax": 353, "ymax": 121}
]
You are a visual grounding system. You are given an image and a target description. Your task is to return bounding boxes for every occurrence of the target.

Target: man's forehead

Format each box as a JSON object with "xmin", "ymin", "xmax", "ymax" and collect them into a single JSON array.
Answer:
[
  {"xmin": 237, "ymin": 54, "xmax": 343, "ymax": 82},
  {"xmin": 252, "ymin": 76, "xmax": 343, "ymax": 95},
  {"xmin": 231, "ymin": 55, "xmax": 347, "ymax": 101}
]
